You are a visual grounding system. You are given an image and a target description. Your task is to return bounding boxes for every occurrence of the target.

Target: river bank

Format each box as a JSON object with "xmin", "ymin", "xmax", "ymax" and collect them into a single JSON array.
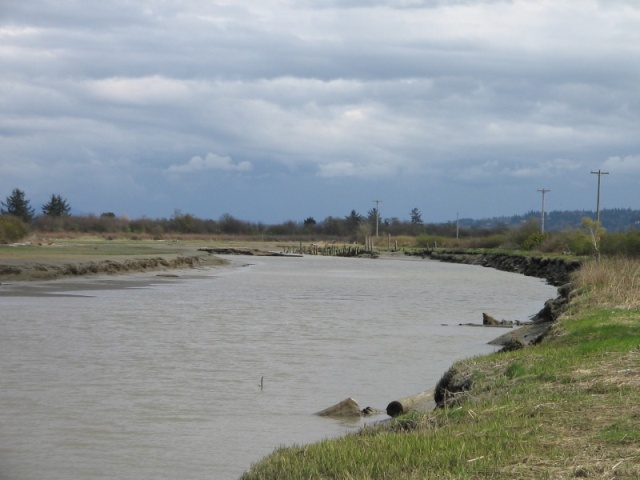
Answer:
[
  {"xmin": 406, "ymin": 248, "xmax": 582, "ymax": 286},
  {"xmin": 0, "ymin": 238, "xmax": 234, "ymax": 283}
]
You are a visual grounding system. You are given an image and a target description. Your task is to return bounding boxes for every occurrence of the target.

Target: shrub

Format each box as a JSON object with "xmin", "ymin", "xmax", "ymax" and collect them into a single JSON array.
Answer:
[
  {"xmin": 0, "ymin": 215, "xmax": 30, "ymax": 244},
  {"xmin": 522, "ymin": 231, "xmax": 548, "ymax": 251},
  {"xmin": 601, "ymin": 231, "xmax": 640, "ymax": 257},
  {"xmin": 466, "ymin": 234, "xmax": 508, "ymax": 249},
  {"xmin": 506, "ymin": 218, "xmax": 539, "ymax": 247},
  {"xmin": 558, "ymin": 229, "xmax": 593, "ymax": 256}
]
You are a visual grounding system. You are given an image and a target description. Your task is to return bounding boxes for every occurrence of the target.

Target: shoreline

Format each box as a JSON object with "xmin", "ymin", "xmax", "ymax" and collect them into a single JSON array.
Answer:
[{"xmin": 0, "ymin": 242, "xmax": 231, "ymax": 296}]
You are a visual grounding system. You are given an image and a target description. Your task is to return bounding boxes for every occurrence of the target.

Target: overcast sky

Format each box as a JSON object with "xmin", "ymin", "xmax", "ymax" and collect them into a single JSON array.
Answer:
[{"xmin": 1, "ymin": 0, "xmax": 639, "ymax": 224}]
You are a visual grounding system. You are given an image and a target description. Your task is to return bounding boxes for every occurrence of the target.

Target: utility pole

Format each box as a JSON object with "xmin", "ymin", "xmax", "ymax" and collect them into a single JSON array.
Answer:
[
  {"xmin": 537, "ymin": 189, "xmax": 550, "ymax": 233},
  {"xmin": 456, "ymin": 212, "xmax": 459, "ymax": 239},
  {"xmin": 373, "ymin": 200, "xmax": 381, "ymax": 237},
  {"xmin": 590, "ymin": 170, "xmax": 609, "ymax": 224}
]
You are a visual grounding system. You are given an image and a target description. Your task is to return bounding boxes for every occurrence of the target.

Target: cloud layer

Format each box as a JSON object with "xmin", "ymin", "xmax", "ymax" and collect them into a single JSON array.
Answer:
[{"xmin": 1, "ymin": 0, "xmax": 638, "ymax": 222}]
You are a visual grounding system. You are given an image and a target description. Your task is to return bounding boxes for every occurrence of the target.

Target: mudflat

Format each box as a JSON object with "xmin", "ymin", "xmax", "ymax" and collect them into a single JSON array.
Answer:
[{"xmin": 0, "ymin": 237, "xmax": 232, "ymax": 295}]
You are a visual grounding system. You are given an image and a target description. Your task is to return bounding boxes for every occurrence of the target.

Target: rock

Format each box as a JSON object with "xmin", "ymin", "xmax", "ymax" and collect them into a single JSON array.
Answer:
[
  {"xmin": 489, "ymin": 322, "xmax": 554, "ymax": 347},
  {"xmin": 434, "ymin": 365, "xmax": 473, "ymax": 408},
  {"xmin": 482, "ymin": 313, "xmax": 513, "ymax": 326},
  {"xmin": 499, "ymin": 338, "xmax": 525, "ymax": 352},
  {"xmin": 482, "ymin": 312, "xmax": 499, "ymax": 325},
  {"xmin": 531, "ymin": 295, "xmax": 568, "ymax": 323},
  {"xmin": 361, "ymin": 406, "xmax": 384, "ymax": 416},
  {"xmin": 315, "ymin": 398, "xmax": 362, "ymax": 417}
]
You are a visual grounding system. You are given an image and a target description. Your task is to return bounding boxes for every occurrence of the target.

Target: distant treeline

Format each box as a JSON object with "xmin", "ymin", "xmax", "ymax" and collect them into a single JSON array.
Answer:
[
  {"xmin": 461, "ymin": 208, "xmax": 640, "ymax": 233},
  {"xmin": 24, "ymin": 208, "xmax": 640, "ymax": 237},
  {"xmin": 1, "ymin": 185, "xmax": 639, "ymax": 256}
]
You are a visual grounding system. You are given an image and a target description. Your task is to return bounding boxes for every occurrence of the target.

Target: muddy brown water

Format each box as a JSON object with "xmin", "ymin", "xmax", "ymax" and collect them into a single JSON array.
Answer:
[{"xmin": 0, "ymin": 255, "xmax": 557, "ymax": 479}]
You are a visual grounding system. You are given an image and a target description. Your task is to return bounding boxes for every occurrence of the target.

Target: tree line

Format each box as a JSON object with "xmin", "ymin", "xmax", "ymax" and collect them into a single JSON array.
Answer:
[
  {"xmin": 0, "ymin": 188, "xmax": 433, "ymax": 240},
  {"xmin": 1, "ymin": 187, "xmax": 639, "ymax": 257},
  {"xmin": 0, "ymin": 188, "xmax": 502, "ymax": 241}
]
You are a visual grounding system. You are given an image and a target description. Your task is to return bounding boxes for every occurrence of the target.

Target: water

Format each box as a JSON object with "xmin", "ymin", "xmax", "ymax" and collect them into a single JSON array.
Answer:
[{"xmin": 0, "ymin": 255, "xmax": 557, "ymax": 479}]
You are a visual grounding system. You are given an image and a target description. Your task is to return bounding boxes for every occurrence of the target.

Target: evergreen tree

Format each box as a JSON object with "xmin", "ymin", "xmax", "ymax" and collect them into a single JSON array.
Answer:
[
  {"xmin": 42, "ymin": 194, "xmax": 71, "ymax": 217},
  {"xmin": 410, "ymin": 208, "xmax": 423, "ymax": 225},
  {"xmin": 1, "ymin": 188, "xmax": 35, "ymax": 223},
  {"xmin": 344, "ymin": 210, "xmax": 363, "ymax": 234},
  {"xmin": 367, "ymin": 208, "xmax": 379, "ymax": 226},
  {"xmin": 410, "ymin": 208, "xmax": 424, "ymax": 234}
]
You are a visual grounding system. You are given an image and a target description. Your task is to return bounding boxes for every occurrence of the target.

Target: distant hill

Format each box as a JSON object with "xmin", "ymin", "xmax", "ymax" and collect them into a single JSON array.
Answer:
[{"xmin": 459, "ymin": 208, "xmax": 640, "ymax": 233}]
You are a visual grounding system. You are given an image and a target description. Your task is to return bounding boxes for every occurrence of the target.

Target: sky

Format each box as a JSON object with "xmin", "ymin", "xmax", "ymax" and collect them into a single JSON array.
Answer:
[{"xmin": 1, "ymin": 0, "xmax": 639, "ymax": 225}]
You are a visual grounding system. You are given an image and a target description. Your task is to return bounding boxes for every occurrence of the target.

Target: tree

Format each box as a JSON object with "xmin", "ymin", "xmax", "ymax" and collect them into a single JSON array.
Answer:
[
  {"xmin": 1, "ymin": 188, "xmax": 35, "ymax": 223},
  {"xmin": 581, "ymin": 217, "xmax": 606, "ymax": 260},
  {"xmin": 42, "ymin": 194, "xmax": 71, "ymax": 217},
  {"xmin": 344, "ymin": 210, "xmax": 363, "ymax": 235},
  {"xmin": 410, "ymin": 208, "xmax": 423, "ymax": 225},
  {"xmin": 410, "ymin": 208, "xmax": 423, "ymax": 234},
  {"xmin": 366, "ymin": 208, "xmax": 379, "ymax": 230},
  {"xmin": 320, "ymin": 216, "xmax": 345, "ymax": 236}
]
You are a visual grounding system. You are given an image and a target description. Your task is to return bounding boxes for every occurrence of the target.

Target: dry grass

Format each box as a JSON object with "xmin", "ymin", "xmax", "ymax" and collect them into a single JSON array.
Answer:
[{"xmin": 571, "ymin": 256, "xmax": 640, "ymax": 310}]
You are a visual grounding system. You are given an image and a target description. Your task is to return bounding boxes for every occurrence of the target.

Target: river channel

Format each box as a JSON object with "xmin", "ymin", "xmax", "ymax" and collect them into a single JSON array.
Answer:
[{"xmin": 0, "ymin": 254, "xmax": 557, "ymax": 479}]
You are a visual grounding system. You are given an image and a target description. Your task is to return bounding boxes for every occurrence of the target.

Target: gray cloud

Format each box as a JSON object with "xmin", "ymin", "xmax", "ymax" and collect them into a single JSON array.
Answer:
[
  {"xmin": 1, "ymin": 0, "xmax": 638, "ymax": 222},
  {"xmin": 166, "ymin": 153, "xmax": 252, "ymax": 174}
]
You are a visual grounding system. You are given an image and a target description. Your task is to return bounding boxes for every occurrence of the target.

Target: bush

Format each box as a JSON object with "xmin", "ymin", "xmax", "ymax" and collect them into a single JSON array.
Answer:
[
  {"xmin": 507, "ymin": 218, "xmax": 540, "ymax": 247},
  {"xmin": 562, "ymin": 229, "xmax": 595, "ymax": 256},
  {"xmin": 601, "ymin": 231, "xmax": 640, "ymax": 257},
  {"xmin": 0, "ymin": 215, "xmax": 30, "ymax": 244},
  {"xmin": 466, "ymin": 234, "xmax": 508, "ymax": 249},
  {"xmin": 522, "ymin": 231, "xmax": 548, "ymax": 251}
]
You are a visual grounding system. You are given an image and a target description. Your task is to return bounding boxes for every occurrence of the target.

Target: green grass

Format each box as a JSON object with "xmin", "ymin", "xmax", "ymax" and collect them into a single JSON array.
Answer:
[{"xmin": 241, "ymin": 258, "xmax": 640, "ymax": 479}]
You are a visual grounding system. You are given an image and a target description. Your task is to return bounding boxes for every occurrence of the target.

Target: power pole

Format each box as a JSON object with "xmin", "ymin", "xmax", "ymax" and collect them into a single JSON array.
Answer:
[
  {"xmin": 373, "ymin": 200, "xmax": 381, "ymax": 237},
  {"xmin": 537, "ymin": 189, "xmax": 550, "ymax": 233},
  {"xmin": 590, "ymin": 170, "xmax": 609, "ymax": 224},
  {"xmin": 456, "ymin": 212, "xmax": 459, "ymax": 239}
]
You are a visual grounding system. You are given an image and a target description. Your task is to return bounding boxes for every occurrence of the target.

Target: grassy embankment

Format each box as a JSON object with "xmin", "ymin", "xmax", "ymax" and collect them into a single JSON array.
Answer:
[
  {"xmin": 242, "ymin": 257, "xmax": 640, "ymax": 479},
  {"xmin": 0, "ymin": 236, "xmax": 237, "ymax": 281}
]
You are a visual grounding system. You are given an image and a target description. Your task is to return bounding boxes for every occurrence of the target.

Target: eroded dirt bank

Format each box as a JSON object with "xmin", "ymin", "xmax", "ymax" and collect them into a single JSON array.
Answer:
[
  {"xmin": 413, "ymin": 249, "xmax": 582, "ymax": 286},
  {"xmin": 2, "ymin": 255, "xmax": 224, "ymax": 281}
]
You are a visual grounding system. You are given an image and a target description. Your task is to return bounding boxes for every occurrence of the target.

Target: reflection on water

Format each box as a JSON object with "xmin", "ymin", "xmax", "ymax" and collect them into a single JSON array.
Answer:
[{"xmin": 0, "ymin": 255, "xmax": 557, "ymax": 479}]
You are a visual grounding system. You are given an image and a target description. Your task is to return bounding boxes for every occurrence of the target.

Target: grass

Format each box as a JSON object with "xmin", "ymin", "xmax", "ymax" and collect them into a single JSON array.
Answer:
[
  {"xmin": 0, "ymin": 237, "xmax": 201, "ymax": 263},
  {"xmin": 241, "ymin": 256, "xmax": 640, "ymax": 479}
]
